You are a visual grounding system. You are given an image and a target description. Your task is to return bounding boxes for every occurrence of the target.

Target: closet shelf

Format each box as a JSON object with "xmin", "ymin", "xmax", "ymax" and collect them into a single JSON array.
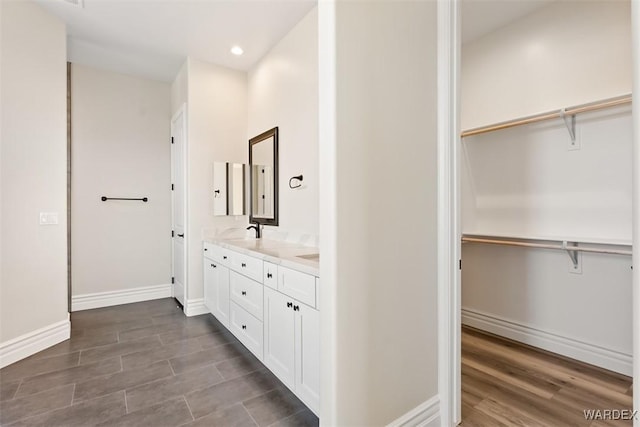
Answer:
[
  {"xmin": 463, "ymin": 232, "xmax": 632, "ymax": 247},
  {"xmin": 461, "ymin": 93, "xmax": 632, "ymax": 138},
  {"xmin": 462, "ymin": 234, "xmax": 632, "ymax": 265}
]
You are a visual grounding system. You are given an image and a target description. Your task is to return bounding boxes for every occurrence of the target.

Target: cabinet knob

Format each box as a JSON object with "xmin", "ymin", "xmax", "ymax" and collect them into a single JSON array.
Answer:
[
  {"xmin": 241, "ymin": 291, "xmax": 247, "ymax": 296},
  {"xmin": 287, "ymin": 302, "xmax": 292, "ymax": 308},
  {"xmin": 242, "ymin": 325, "xmax": 247, "ymax": 330},
  {"xmin": 267, "ymin": 272, "xmax": 273, "ymax": 278},
  {"xmin": 204, "ymin": 248, "xmax": 208, "ymax": 251},
  {"xmin": 294, "ymin": 305, "xmax": 300, "ymax": 311},
  {"xmin": 223, "ymin": 256, "xmax": 227, "ymax": 259},
  {"xmin": 211, "ymin": 264, "xmax": 216, "ymax": 268},
  {"xmin": 241, "ymin": 263, "xmax": 246, "ymax": 267}
]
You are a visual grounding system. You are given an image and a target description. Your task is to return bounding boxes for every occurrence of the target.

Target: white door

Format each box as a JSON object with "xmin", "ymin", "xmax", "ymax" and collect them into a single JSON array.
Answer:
[
  {"xmin": 264, "ymin": 287, "xmax": 296, "ymax": 388},
  {"xmin": 171, "ymin": 106, "xmax": 187, "ymax": 305}
]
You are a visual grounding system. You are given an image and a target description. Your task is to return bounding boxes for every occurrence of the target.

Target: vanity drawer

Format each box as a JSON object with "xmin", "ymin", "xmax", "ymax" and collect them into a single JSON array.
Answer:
[
  {"xmin": 263, "ymin": 262, "xmax": 278, "ymax": 290},
  {"xmin": 278, "ymin": 266, "xmax": 316, "ymax": 308},
  {"xmin": 203, "ymin": 243, "xmax": 230, "ymax": 266},
  {"xmin": 229, "ymin": 301, "xmax": 263, "ymax": 360},
  {"xmin": 230, "ymin": 271, "xmax": 264, "ymax": 320},
  {"xmin": 230, "ymin": 252, "xmax": 263, "ymax": 282}
]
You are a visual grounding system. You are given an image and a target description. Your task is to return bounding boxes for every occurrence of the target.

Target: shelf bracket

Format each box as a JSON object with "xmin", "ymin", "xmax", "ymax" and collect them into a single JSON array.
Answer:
[
  {"xmin": 559, "ymin": 108, "xmax": 576, "ymax": 146},
  {"xmin": 562, "ymin": 241, "xmax": 579, "ymax": 268}
]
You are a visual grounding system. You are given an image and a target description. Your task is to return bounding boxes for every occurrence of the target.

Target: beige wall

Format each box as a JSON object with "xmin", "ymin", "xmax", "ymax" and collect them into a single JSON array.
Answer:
[
  {"xmin": 0, "ymin": 1, "xmax": 68, "ymax": 341},
  {"xmin": 184, "ymin": 58, "xmax": 248, "ymax": 302},
  {"xmin": 320, "ymin": 1, "xmax": 439, "ymax": 423},
  {"xmin": 71, "ymin": 64, "xmax": 172, "ymax": 298},
  {"xmin": 462, "ymin": 0, "xmax": 632, "ymax": 130},
  {"xmin": 248, "ymin": 7, "xmax": 319, "ymax": 238}
]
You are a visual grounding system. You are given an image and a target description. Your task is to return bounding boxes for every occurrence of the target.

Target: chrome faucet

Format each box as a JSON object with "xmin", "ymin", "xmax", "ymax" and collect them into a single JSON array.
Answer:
[{"xmin": 247, "ymin": 224, "xmax": 262, "ymax": 239}]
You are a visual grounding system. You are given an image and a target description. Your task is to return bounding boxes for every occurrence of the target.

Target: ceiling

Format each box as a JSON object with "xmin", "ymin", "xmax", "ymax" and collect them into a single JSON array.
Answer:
[
  {"xmin": 34, "ymin": 0, "xmax": 553, "ymax": 83},
  {"xmin": 35, "ymin": 0, "xmax": 317, "ymax": 82}
]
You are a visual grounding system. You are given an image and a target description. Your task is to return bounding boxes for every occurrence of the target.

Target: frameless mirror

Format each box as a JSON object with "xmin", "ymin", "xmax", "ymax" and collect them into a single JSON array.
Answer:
[
  {"xmin": 249, "ymin": 127, "xmax": 278, "ymax": 226},
  {"xmin": 213, "ymin": 162, "xmax": 247, "ymax": 216}
]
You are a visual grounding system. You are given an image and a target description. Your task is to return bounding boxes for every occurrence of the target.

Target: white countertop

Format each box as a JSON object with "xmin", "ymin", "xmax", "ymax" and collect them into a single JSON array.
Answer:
[{"xmin": 204, "ymin": 237, "xmax": 320, "ymax": 276}]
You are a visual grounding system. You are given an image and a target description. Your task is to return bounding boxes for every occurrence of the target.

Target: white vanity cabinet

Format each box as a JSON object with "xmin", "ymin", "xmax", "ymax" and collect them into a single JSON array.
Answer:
[{"xmin": 202, "ymin": 240, "xmax": 320, "ymax": 416}]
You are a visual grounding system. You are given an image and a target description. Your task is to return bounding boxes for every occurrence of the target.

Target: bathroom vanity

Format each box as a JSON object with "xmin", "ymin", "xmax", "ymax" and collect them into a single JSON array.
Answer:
[{"xmin": 202, "ymin": 238, "xmax": 320, "ymax": 415}]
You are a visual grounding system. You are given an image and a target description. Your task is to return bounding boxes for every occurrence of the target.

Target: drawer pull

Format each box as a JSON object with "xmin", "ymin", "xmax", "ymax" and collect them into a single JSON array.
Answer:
[
  {"xmin": 267, "ymin": 272, "xmax": 273, "ymax": 278},
  {"xmin": 242, "ymin": 325, "xmax": 247, "ymax": 330},
  {"xmin": 211, "ymin": 263, "xmax": 216, "ymax": 268},
  {"xmin": 241, "ymin": 263, "xmax": 246, "ymax": 267},
  {"xmin": 293, "ymin": 305, "xmax": 300, "ymax": 311},
  {"xmin": 287, "ymin": 302, "xmax": 292, "ymax": 308},
  {"xmin": 241, "ymin": 291, "xmax": 247, "ymax": 296}
]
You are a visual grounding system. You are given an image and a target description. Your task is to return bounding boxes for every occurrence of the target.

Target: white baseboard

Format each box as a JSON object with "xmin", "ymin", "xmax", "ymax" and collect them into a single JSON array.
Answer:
[
  {"xmin": 462, "ymin": 308, "xmax": 632, "ymax": 376},
  {"xmin": 184, "ymin": 298, "xmax": 209, "ymax": 317},
  {"xmin": 387, "ymin": 395, "xmax": 440, "ymax": 427},
  {"xmin": 72, "ymin": 284, "xmax": 173, "ymax": 312},
  {"xmin": 0, "ymin": 318, "xmax": 70, "ymax": 368}
]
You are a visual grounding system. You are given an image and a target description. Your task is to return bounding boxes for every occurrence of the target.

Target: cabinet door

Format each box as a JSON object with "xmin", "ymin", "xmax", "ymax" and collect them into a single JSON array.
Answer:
[
  {"xmin": 263, "ymin": 287, "xmax": 295, "ymax": 389},
  {"xmin": 295, "ymin": 303, "xmax": 320, "ymax": 415},
  {"xmin": 204, "ymin": 260, "xmax": 230, "ymax": 327},
  {"xmin": 203, "ymin": 260, "xmax": 216, "ymax": 314},
  {"xmin": 213, "ymin": 264, "xmax": 230, "ymax": 327}
]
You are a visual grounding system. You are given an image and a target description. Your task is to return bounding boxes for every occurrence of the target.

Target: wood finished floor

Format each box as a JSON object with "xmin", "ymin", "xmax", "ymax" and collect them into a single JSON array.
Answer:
[
  {"xmin": 0, "ymin": 298, "xmax": 318, "ymax": 427},
  {"xmin": 461, "ymin": 326, "xmax": 633, "ymax": 427}
]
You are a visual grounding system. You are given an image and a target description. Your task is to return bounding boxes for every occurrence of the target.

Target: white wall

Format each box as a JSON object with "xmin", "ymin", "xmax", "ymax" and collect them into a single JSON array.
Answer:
[
  {"xmin": 461, "ymin": 0, "xmax": 633, "ymax": 374},
  {"xmin": 248, "ymin": 7, "xmax": 318, "ymax": 238},
  {"xmin": 319, "ymin": 1, "xmax": 439, "ymax": 424},
  {"xmin": 462, "ymin": 0, "xmax": 632, "ymax": 130},
  {"xmin": 71, "ymin": 64, "xmax": 172, "ymax": 301},
  {"xmin": 183, "ymin": 58, "xmax": 248, "ymax": 303},
  {"xmin": 0, "ymin": 1, "xmax": 68, "ymax": 344}
]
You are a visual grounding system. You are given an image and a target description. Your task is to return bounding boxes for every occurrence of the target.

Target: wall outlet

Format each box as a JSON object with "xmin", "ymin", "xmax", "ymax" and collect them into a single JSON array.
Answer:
[{"xmin": 39, "ymin": 212, "xmax": 59, "ymax": 225}]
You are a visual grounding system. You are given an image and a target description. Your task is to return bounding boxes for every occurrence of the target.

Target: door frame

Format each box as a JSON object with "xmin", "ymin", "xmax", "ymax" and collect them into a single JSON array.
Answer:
[
  {"xmin": 438, "ymin": 3, "xmax": 640, "ymax": 426},
  {"xmin": 436, "ymin": 0, "xmax": 461, "ymax": 425},
  {"xmin": 631, "ymin": 1, "xmax": 639, "ymax": 422},
  {"xmin": 171, "ymin": 103, "xmax": 188, "ymax": 305}
]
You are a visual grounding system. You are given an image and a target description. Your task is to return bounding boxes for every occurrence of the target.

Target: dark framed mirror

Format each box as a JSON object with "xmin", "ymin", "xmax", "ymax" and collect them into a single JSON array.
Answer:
[{"xmin": 249, "ymin": 127, "xmax": 278, "ymax": 226}]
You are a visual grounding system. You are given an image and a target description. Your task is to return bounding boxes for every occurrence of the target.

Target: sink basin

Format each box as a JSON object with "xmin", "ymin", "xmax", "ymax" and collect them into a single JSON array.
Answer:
[{"xmin": 297, "ymin": 253, "xmax": 319, "ymax": 262}]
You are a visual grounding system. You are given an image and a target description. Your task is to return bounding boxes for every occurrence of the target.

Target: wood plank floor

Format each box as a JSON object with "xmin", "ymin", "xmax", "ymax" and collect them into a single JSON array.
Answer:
[
  {"xmin": 0, "ymin": 298, "xmax": 318, "ymax": 426},
  {"xmin": 460, "ymin": 326, "xmax": 634, "ymax": 427}
]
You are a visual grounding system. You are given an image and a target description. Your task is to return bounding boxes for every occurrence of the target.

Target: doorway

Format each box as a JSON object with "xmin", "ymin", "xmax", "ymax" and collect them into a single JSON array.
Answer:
[{"xmin": 438, "ymin": 1, "xmax": 639, "ymax": 425}]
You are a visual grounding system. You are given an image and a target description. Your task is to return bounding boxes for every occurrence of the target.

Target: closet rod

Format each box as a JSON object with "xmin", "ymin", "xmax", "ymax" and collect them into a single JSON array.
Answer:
[
  {"xmin": 462, "ymin": 237, "xmax": 632, "ymax": 256},
  {"xmin": 461, "ymin": 94, "xmax": 632, "ymax": 138}
]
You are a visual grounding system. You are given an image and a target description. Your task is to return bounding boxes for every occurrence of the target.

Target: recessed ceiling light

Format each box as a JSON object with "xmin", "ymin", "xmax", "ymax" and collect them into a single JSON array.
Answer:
[{"xmin": 231, "ymin": 46, "xmax": 244, "ymax": 56}]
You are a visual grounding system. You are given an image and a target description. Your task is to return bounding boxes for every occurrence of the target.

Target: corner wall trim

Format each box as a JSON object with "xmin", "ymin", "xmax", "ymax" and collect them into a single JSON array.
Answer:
[
  {"xmin": 462, "ymin": 308, "xmax": 632, "ymax": 376},
  {"xmin": 72, "ymin": 284, "xmax": 172, "ymax": 312},
  {"xmin": 387, "ymin": 395, "xmax": 440, "ymax": 427},
  {"xmin": 0, "ymin": 318, "xmax": 70, "ymax": 368},
  {"xmin": 184, "ymin": 298, "xmax": 208, "ymax": 317}
]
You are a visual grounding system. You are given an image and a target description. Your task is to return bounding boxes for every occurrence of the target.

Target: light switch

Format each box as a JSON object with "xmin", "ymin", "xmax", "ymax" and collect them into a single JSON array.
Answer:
[{"xmin": 39, "ymin": 212, "xmax": 59, "ymax": 225}]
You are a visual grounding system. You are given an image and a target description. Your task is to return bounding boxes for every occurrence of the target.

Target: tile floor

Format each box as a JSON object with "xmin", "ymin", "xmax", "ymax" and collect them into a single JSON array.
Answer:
[{"xmin": 0, "ymin": 298, "xmax": 319, "ymax": 426}]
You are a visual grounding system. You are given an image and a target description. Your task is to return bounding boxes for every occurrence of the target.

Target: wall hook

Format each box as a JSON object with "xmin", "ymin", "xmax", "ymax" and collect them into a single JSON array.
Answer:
[{"xmin": 289, "ymin": 175, "xmax": 303, "ymax": 189}]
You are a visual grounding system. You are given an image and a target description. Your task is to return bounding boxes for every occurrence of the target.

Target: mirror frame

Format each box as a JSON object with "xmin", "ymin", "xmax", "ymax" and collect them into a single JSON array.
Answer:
[{"xmin": 249, "ymin": 127, "xmax": 279, "ymax": 226}]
